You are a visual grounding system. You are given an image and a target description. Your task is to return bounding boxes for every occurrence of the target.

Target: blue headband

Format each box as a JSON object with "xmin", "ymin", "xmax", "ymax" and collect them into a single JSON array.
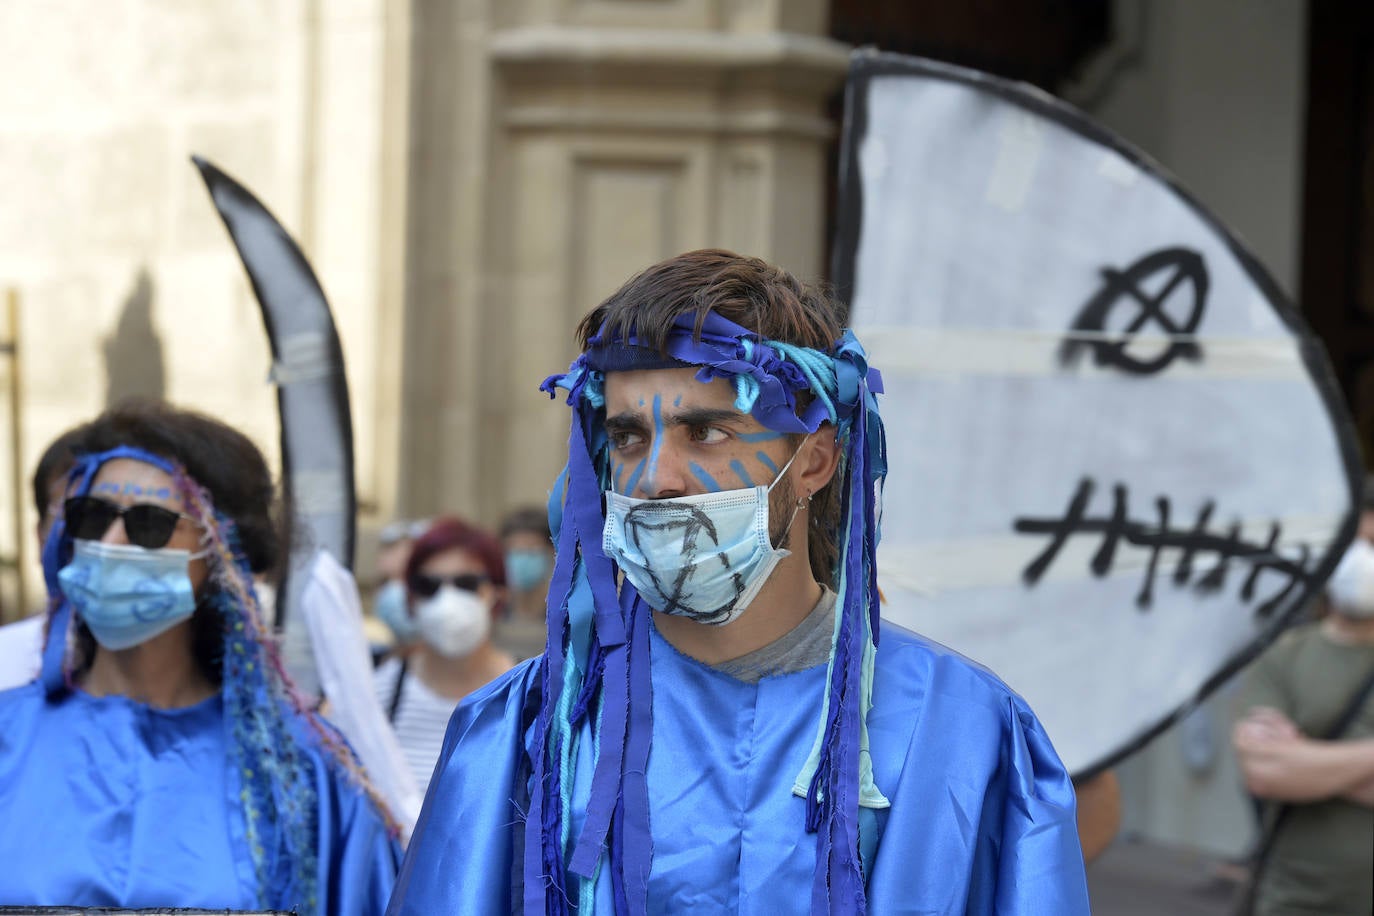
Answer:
[{"xmin": 530, "ymin": 311, "xmax": 888, "ymax": 914}]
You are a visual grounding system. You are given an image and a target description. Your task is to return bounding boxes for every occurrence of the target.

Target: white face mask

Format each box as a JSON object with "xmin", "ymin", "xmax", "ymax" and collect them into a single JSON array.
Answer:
[
  {"xmin": 602, "ymin": 447, "xmax": 803, "ymax": 626},
  {"xmin": 415, "ymin": 585, "xmax": 492, "ymax": 657},
  {"xmin": 1327, "ymin": 539, "xmax": 1374, "ymax": 619}
]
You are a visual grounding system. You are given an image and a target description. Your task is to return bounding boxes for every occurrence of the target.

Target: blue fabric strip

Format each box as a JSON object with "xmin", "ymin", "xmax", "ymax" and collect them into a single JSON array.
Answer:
[
  {"xmin": 562, "ymin": 408, "xmax": 628, "ymax": 873},
  {"xmin": 568, "ymin": 605, "xmax": 629, "ymax": 875},
  {"xmin": 609, "ymin": 795, "xmax": 628, "ymax": 915},
  {"xmin": 620, "ymin": 593, "xmax": 654, "ymax": 912},
  {"xmin": 523, "ymin": 619, "xmax": 561, "ymax": 912}
]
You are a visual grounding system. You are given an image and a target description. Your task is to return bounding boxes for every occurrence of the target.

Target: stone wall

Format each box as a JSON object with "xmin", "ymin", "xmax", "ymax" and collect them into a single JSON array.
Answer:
[
  {"xmin": 0, "ymin": 0, "xmax": 844, "ymax": 617},
  {"xmin": 397, "ymin": 0, "xmax": 847, "ymax": 528},
  {"xmin": 0, "ymin": 0, "xmax": 401, "ymax": 618}
]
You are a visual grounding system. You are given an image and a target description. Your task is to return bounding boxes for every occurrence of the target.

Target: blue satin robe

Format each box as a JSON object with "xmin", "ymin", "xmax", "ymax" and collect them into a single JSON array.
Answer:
[
  {"xmin": 0, "ymin": 680, "xmax": 400, "ymax": 913},
  {"xmin": 389, "ymin": 621, "xmax": 1090, "ymax": 914}
]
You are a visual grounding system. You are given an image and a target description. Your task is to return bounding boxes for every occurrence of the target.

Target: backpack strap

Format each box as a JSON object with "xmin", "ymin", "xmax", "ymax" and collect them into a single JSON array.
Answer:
[{"xmin": 387, "ymin": 657, "xmax": 409, "ymax": 723}]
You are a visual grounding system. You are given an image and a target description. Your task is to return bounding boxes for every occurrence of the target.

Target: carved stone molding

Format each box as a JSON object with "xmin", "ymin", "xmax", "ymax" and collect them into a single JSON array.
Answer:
[{"xmin": 490, "ymin": 27, "xmax": 849, "ymax": 94}]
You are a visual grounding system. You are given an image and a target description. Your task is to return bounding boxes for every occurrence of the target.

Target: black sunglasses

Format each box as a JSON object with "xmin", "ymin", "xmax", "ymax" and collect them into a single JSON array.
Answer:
[
  {"xmin": 409, "ymin": 572, "xmax": 487, "ymax": 599},
  {"xmin": 63, "ymin": 495, "xmax": 195, "ymax": 550}
]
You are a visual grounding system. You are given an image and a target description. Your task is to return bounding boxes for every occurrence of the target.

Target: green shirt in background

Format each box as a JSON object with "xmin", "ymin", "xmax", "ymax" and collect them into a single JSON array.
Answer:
[{"xmin": 1240, "ymin": 623, "xmax": 1374, "ymax": 916}]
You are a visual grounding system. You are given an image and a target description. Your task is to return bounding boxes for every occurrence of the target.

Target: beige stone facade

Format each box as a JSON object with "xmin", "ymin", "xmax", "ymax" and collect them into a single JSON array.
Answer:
[
  {"xmin": 0, "ymin": 0, "xmax": 846, "ymax": 618},
  {"xmin": 403, "ymin": 0, "xmax": 847, "ymax": 531}
]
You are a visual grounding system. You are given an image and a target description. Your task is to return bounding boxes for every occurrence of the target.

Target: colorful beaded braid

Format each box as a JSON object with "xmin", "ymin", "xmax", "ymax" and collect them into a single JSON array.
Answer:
[{"xmin": 169, "ymin": 465, "xmax": 400, "ymax": 908}]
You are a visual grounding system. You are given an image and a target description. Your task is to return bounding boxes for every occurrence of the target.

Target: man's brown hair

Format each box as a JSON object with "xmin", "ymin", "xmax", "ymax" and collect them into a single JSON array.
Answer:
[{"xmin": 577, "ymin": 249, "xmax": 847, "ymax": 584}]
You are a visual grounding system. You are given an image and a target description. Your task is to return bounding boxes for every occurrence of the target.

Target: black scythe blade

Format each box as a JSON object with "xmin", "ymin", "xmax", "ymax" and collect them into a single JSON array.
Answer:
[{"xmin": 191, "ymin": 156, "xmax": 356, "ymax": 696}]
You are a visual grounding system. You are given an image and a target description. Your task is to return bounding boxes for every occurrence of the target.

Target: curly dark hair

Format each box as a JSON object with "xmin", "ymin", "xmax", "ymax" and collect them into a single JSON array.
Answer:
[{"xmin": 32, "ymin": 424, "xmax": 88, "ymax": 525}]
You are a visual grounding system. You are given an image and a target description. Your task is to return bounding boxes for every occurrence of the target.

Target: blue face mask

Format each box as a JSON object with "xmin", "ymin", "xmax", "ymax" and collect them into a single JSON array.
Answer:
[
  {"xmin": 602, "ymin": 449, "xmax": 803, "ymax": 625},
  {"xmin": 505, "ymin": 548, "xmax": 551, "ymax": 592},
  {"xmin": 57, "ymin": 540, "xmax": 201, "ymax": 651},
  {"xmin": 374, "ymin": 578, "xmax": 418, "ymax": 642}
]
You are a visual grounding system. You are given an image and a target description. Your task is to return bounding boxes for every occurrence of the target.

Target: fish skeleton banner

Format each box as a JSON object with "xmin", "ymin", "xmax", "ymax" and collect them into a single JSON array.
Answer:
[{"xmin": 832, "ymin": 50, "xmax": 1362, "ymax": 777}]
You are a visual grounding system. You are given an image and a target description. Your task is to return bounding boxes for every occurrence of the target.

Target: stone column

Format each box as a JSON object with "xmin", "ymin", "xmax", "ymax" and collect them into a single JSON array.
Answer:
[{"xmin": 401, "ymin": 0, "xmax": 848, "ymax": 524}]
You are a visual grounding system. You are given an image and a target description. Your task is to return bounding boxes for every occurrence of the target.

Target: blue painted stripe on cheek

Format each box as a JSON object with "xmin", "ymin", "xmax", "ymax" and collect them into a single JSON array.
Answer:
[
  {"xmin": 730, "ymin": 460, "xmax": 756, "ymax": 488},
  {"xmin": 756, "ymin": 451, "xmax": 778, "ymax": 474},
  {"xmin": 643, "ymin": 394, "xmax": 665, "ymax": 492},
  {"xmin": 738, "ymin": 431, "xmax": 782, "ymax": 443},
  {"xmin": 612, "ymin": 462, "xmax": 625, "ymax": 491},
  {"xmin": 624, "ymin": 460, "xmax": 646, "ymax": 496},
  {"xmin": 688, "ymin": 463, "xmax": 722, "ymax": 492}
]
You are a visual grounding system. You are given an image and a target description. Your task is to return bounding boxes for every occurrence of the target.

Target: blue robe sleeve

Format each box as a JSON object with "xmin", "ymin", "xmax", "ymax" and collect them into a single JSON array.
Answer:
[
  {"xmin": 387, "ymin": 660, "xmax": 540, "ymax": 915},
  {"xmin": 991, "ymin": 699, "xmax": 1090, "ymax": 914},
  {"xmin": 314, "ymin": 746, "xmax": 404, "ymax": 916},
  {"xmin": 863, "ymin": 632, "xmax": 1090, "ymax": 915}
]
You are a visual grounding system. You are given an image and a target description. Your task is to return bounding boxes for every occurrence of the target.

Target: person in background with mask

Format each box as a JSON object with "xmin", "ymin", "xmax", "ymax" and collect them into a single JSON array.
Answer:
[
  {"xmin": 388, "ymin": 250, "xmax": 1088, "ymax": 914},
  {"xmin": 371, "ymin": 519, "xmax": 428, "ymax": 655},
  {"xmin": 372, "ymin": 516, "xmax": 513, "ymax": 797},
  {"xmin": 1231, "ymin": 485, "xmax": 1374, "ymax": 916},
  {"xmin": 0, "ymin": 399, "xmax": 398, "ymax": 912},
  {"xmin": 494, "ymin": 505, "xmax": 554, "ymax": 660}
]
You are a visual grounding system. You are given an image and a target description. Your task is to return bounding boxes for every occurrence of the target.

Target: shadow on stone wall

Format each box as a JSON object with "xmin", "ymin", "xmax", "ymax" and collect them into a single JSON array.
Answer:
[{"xmin": 102, "ymin": 268, "xmax": 165, "ymax": 406}]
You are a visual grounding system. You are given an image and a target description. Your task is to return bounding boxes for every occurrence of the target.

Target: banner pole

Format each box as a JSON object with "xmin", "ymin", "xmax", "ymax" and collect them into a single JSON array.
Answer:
[{"xmin": 6, "ymin": 289, "xmax": 24, "ymax": 618}]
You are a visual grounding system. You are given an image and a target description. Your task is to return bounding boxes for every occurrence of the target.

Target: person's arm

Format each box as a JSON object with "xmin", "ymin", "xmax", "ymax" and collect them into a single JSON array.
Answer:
[
  {"xmin": 1232, "ymin": 706, "xmax": 1374, "ymax": 802},
  {"xmin": 1342, "ymin": 772, "xmax": 1374, "ymax": 807},
  {"xmin": 1074, "ymin": 770, "xmax": 1121, "ymax": 864}
]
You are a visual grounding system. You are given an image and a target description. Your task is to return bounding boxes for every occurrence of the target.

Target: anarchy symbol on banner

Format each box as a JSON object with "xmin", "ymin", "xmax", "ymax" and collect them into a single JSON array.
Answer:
[{"xmin": 1058, "ymin": 246, "xmax": 1209, "ymax": 375}]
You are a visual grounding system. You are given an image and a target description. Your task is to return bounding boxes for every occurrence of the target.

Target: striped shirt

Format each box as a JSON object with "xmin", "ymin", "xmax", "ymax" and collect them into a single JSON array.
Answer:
[{"xmin": 373, "ymin": 657, "xmax": 460, "ymax": 798}]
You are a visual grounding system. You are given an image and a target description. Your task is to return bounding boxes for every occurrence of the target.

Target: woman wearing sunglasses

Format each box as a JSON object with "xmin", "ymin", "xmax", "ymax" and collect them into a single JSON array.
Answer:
[
  {"xmin": 373, "ymin": 516, "xmax": 513, "ymax": 797},
  {"xmin": 0, "ymin": 400, "xmax": 399, "ymax": 913}
]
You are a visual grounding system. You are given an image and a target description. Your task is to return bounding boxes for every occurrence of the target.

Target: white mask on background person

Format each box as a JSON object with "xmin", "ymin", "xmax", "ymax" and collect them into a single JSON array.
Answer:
[
  {"xmin": 1326, "ymin": 538, "xmax": 1374, "ymax": 619},
  {"xmin": 415, "ymin": 585, "xmax": 492, "ymax": 657}
]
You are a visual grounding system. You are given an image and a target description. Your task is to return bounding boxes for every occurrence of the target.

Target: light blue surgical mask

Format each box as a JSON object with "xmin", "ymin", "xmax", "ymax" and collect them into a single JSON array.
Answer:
[
  {"xmin": 374, "ymin": 578, "xmax": 418, "ymax": 642},
  {"xmin": 505, "ymin": 548, "xmax": 551, "ymax": 592},
  {"xmin": 57, "ymin": 540, "xmax": 202, "ymax": 651},
  {"xmin": 602, "ymin": 449, "xmax": 803, "ymax": 625}
]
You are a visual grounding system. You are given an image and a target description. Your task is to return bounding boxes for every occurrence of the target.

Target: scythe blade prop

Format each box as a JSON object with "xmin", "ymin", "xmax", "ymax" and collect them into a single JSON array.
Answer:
[{"xmin": 192, "ymin": 155, "xmax": 357, "ymax": 698}]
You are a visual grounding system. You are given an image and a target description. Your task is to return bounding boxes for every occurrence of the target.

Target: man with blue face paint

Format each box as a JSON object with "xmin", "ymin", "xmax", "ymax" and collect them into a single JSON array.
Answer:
[{"xmin": 389, "ymin": 250, "xmax": 1090, "ymax": 914}]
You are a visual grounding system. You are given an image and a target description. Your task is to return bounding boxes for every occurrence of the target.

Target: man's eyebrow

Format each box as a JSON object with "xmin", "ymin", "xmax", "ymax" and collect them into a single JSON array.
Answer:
[
  {"xmin": 604, "ymin": 406, "xmax": 745, "ymax": 433},
  {"xmin": 665, "ymin": 406, "xmax": 746, "ymax": 427},
  {"xmin": 604, "ymin": 412, "xmax": 649, "ymax": 434}
]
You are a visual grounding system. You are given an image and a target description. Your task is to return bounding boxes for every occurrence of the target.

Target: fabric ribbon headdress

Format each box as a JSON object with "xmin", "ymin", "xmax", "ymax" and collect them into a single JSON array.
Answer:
[
  {"xmin": 529, "ymin": 311, "xmax": 887, "ymax": 914},
  {"xmin": 39, "ymin": 446, "xmax": 395, "ymax": 912}
]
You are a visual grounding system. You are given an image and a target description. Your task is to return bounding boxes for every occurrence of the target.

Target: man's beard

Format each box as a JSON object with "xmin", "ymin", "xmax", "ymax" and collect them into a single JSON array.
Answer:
[{"xmin": 768, "ymin": 472, "xmax": 800, "ymax": 551}]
